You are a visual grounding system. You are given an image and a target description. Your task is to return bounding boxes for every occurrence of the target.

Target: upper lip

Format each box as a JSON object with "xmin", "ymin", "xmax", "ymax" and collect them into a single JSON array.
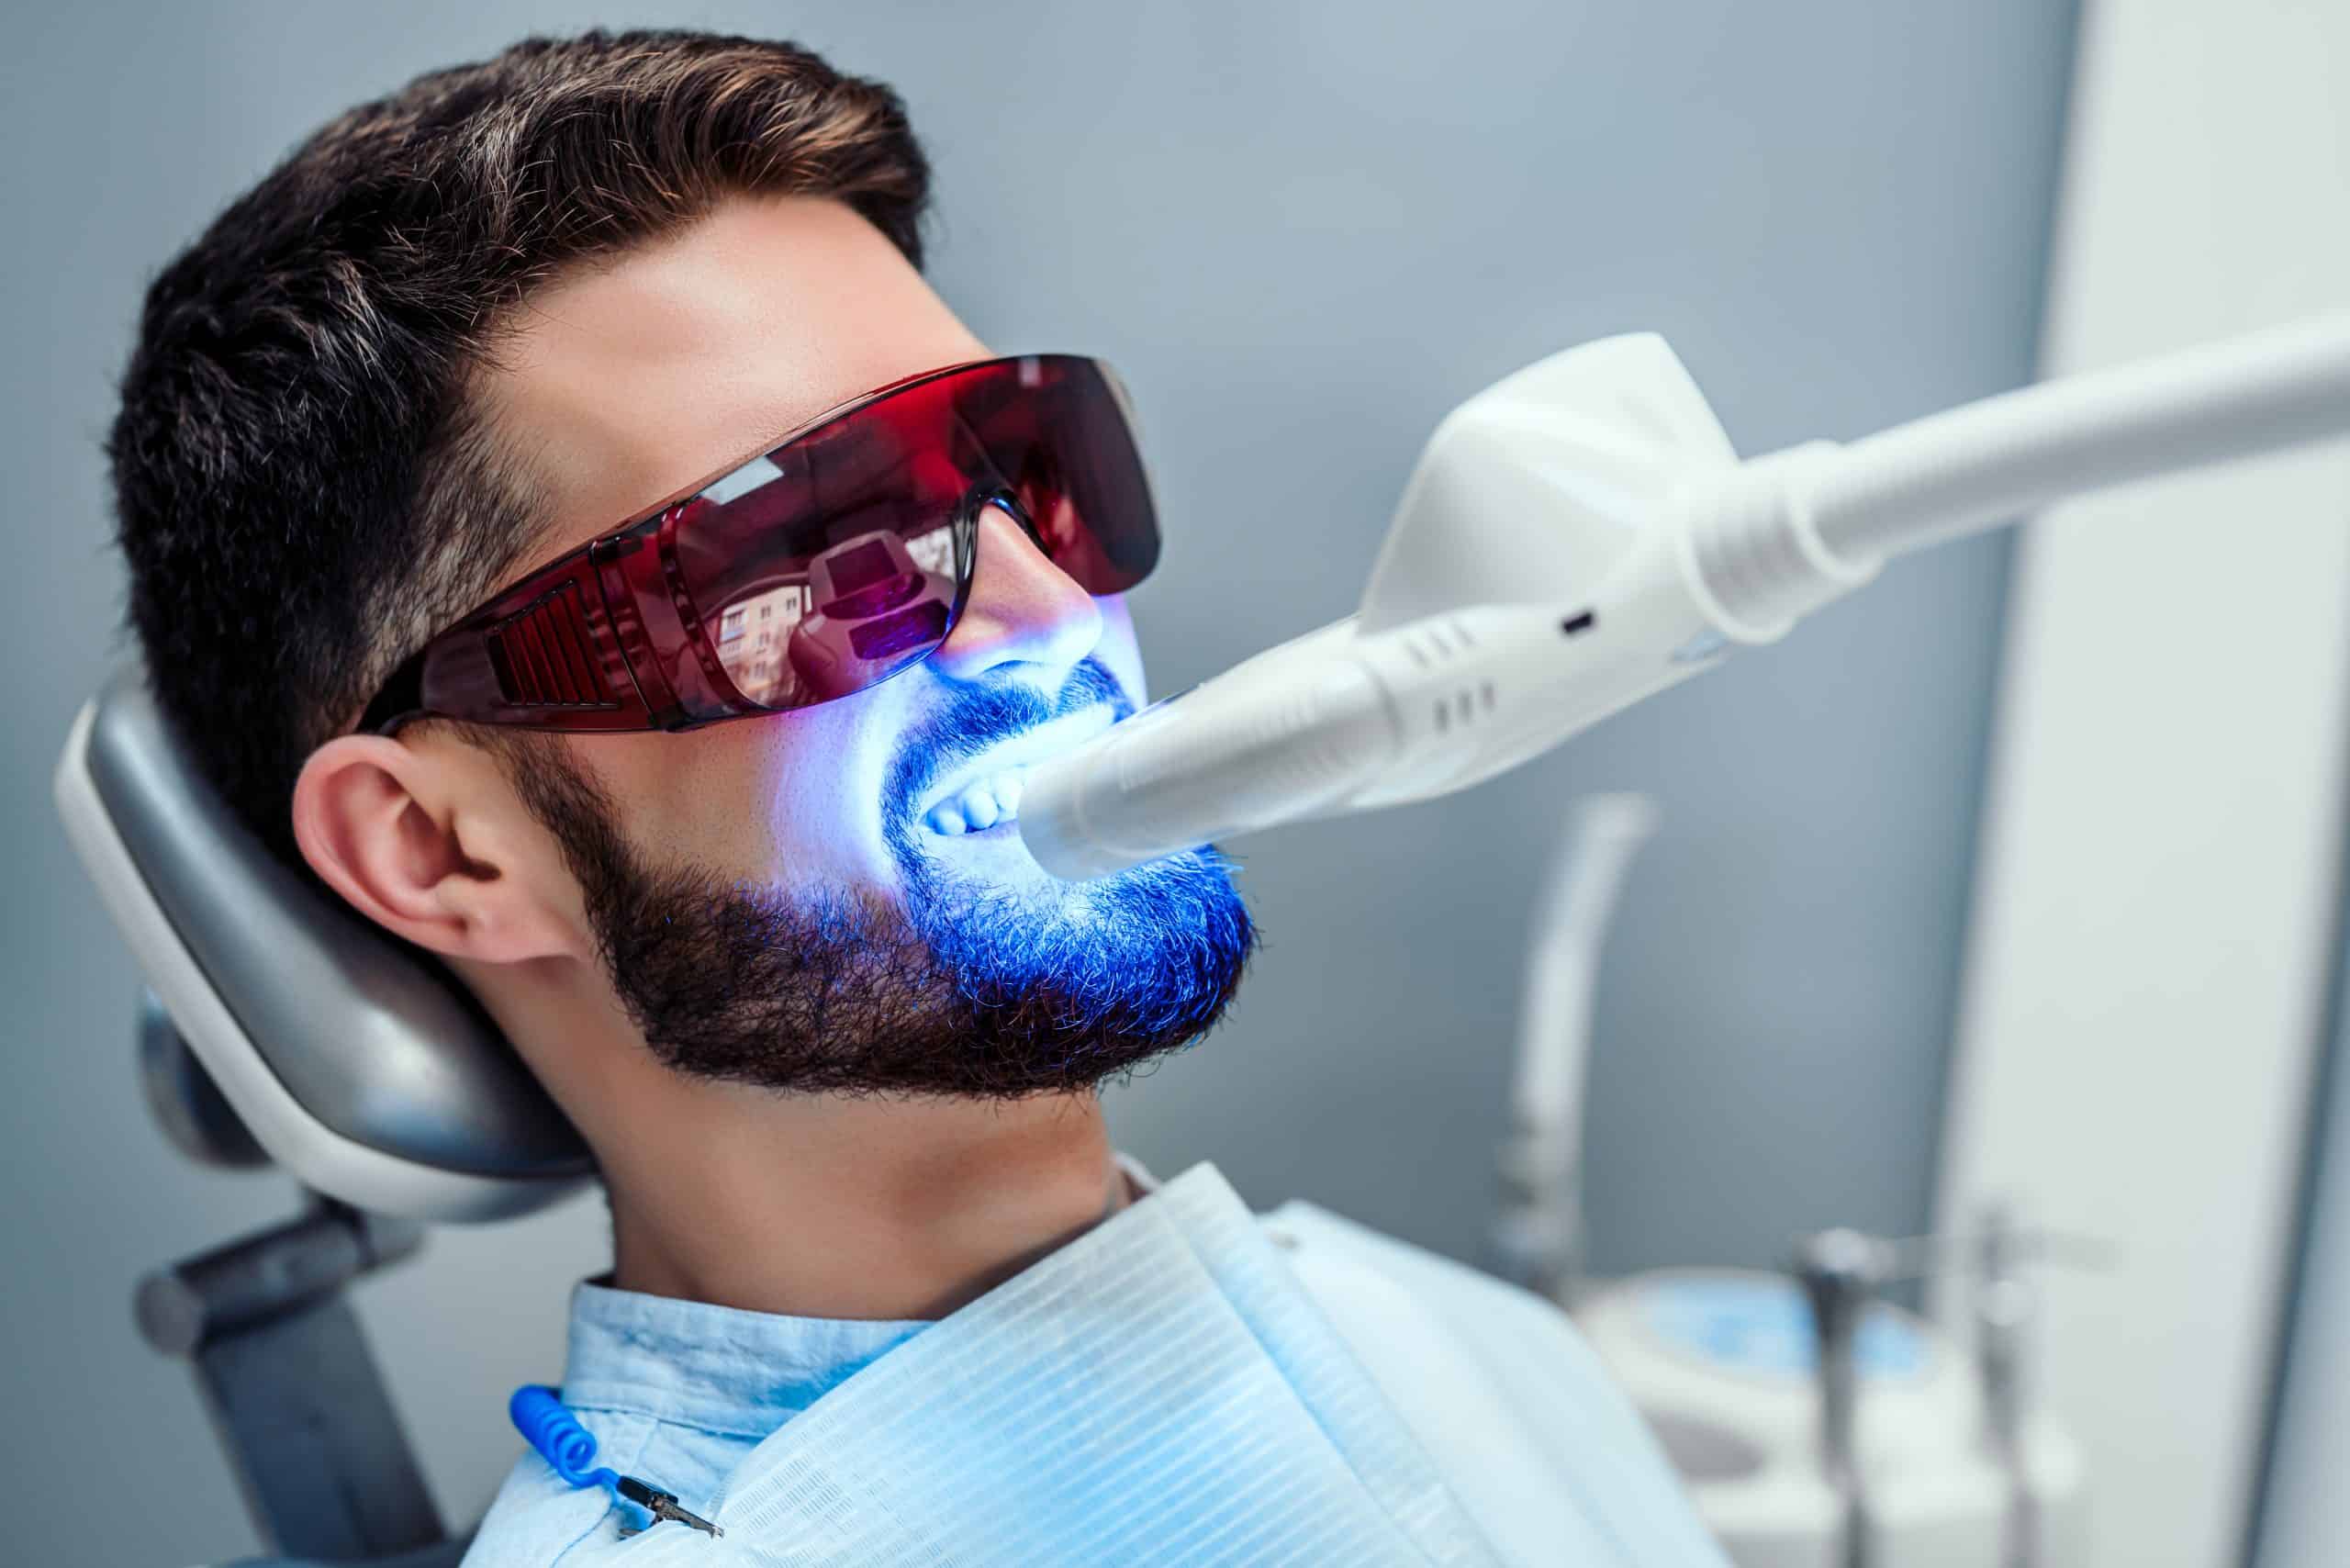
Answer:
[{"xmin": 915, "ymin": 703, "xmax": 1119, "ymax": 816}]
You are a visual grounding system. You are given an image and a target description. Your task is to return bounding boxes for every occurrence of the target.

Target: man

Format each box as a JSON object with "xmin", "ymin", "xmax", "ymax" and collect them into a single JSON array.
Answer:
[{"xmin": 110, "ymin": 29, "xmax": 1722, "ymax": 1565}]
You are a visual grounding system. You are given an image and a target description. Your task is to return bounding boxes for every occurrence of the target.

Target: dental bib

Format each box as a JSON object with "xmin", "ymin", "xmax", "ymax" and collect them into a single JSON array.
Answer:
[{"xmin": 609, "ymin": 1163, "xmax": 1503, "ymax": 1565}]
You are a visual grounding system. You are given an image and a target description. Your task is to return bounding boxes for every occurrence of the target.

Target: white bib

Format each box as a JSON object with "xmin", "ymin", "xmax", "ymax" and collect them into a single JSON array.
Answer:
[{"xmin": 609, "ymin": 1162, "xmax": 1504, "ymax": 1566}]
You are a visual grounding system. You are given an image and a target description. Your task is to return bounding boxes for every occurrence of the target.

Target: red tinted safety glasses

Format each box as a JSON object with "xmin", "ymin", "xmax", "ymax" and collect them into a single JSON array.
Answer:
[{"xmin": 357, "ymin": 355, "xmax": 1159, "ymax": 735}]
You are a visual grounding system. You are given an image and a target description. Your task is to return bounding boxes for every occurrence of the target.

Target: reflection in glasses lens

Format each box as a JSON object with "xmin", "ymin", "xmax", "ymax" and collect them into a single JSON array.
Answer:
[{"xmin": 712, "ymin": 521, "xmax": 962, "ymax": 708}]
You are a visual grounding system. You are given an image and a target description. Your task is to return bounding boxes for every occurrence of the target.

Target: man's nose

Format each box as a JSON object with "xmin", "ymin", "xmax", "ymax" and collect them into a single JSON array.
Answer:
[{"xmin": 928, "ymin": 498, "xmax": 1103, "ymax": 681}]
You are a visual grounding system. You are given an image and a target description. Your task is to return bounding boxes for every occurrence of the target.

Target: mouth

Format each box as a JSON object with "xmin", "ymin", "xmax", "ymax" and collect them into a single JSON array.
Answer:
[{"xmin": 917, "ymin": 703, "xmax": 1119, "ymax": 838}]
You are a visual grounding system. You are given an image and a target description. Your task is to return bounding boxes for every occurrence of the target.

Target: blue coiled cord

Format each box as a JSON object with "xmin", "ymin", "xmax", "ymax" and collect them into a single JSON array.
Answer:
[{"xmin": 509, "ymin": 1384, "xmax": 621, "ymax": 1492}]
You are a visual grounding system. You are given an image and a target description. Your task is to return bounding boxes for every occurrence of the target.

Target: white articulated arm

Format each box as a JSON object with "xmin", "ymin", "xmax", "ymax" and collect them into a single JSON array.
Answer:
[{"xmin": 1020, "ymin": 315, "xmax": 2350, "ymax": 881}]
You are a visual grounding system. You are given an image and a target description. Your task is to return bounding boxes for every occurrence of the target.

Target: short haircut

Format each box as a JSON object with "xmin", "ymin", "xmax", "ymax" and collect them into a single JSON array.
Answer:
[{"xmin": 108, "ymin": 30, "xmax": 931, "ymax": 861}]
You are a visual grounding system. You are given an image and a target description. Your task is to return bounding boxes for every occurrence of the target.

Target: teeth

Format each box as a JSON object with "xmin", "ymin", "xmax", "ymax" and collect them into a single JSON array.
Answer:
[{"xmin": 924, "ymin": 770, "xmax": 1027, "ymax": 836}]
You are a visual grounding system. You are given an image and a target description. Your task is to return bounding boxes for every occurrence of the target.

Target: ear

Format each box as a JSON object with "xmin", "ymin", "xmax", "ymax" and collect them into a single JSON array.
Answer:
[{"xmin": 291, "ymin": 732, "xmax": 587, "ymax": 966}]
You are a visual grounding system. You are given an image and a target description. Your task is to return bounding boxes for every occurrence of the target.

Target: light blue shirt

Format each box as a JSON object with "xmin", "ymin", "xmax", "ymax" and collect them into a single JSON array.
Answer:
[{"xmin": 461, "ymin": 1174, "xmax": 1728, "ymax": 1566}]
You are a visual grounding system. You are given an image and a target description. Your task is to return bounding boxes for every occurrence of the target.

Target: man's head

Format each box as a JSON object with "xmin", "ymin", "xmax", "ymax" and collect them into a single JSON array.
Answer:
[{"xmin": 109, "ymin": 31, "xmax": 1252, "ymax": 1144}]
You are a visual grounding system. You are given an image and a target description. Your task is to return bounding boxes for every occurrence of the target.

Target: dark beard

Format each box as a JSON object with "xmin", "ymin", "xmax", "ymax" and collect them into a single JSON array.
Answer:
[{"xmin": 498, "ymin": 660, "xmax": 1255, "ymax": 1098}]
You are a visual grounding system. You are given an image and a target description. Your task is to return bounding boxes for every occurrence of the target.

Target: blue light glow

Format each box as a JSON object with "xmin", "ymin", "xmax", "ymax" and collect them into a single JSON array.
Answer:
[{"xmin": 883, "ymin": 658, "xmax": 1254, "ymax": 1052}]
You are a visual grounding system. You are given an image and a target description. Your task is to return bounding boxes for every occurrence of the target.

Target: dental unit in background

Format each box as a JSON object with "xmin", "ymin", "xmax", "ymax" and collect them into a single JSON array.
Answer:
[
  {"xmin": 1577, "ymin": 1205, "xmax": 2094, "ymax": 1568},
  {"xmin": 1485, "ymin": 792, "xmax": 1658, "ymax": 1308},
  {"xmin": 1505, "ymin": 795, "xmax": 2089, "ymax": 1568},
  {"xmin": 1017, "ymin": 315, "xmax": 2350, "ymax": 879}
]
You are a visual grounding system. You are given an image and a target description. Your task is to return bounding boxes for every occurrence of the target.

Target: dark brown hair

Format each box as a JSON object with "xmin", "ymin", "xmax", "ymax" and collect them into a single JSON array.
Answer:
[{"xmin": 108, "ymin": 30, "xmax": 931, "ymax": 860}]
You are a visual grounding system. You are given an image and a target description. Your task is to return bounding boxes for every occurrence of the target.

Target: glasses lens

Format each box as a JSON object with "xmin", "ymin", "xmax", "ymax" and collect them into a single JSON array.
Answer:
[
  {"xmin": 669, "ymin": 356, "xmax": 1158, "ymax": 712},
  {"xmin": 962, "ymin": 357, "xmax": 1161, "ymax": 596}
]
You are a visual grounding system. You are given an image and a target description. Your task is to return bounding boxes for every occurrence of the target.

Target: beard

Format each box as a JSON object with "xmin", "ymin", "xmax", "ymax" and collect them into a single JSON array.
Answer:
[{"xmin": 498, "ymin": 659, "xmax": 1255, "ymax": 1098}]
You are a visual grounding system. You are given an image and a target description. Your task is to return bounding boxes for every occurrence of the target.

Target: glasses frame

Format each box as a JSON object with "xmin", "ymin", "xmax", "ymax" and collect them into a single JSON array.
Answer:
[{"xmin": 355, "ymin": 355, "xmax": 1136, "ymax": 736}]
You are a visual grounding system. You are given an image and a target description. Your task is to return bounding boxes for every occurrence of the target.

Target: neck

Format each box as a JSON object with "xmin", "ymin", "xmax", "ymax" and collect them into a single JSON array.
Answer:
[{"xmin": 598, "ymin": 1081, "xmax": 1128, "ymax": 1321}]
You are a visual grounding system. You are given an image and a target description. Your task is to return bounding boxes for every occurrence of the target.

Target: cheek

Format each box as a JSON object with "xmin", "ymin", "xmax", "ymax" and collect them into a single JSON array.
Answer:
[
  {"xmin": 1092, "ymin": 595, "xmax": 1148, "ymax": 706},
  {"xmin": 563, "ymin": 700, "xmax": 911, "ymax": 894}
]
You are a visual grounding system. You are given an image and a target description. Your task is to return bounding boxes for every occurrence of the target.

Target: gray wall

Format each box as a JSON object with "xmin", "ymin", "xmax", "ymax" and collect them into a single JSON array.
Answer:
[{"xmin": 0, "ymin": 4, "xmax": 2076, "ymax": 1563}]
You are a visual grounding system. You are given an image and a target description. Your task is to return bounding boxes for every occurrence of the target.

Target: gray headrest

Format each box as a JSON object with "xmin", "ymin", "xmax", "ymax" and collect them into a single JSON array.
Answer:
[{"xmin": 57, "ymin": 666, "xmax": 591, "ymax": 1222}]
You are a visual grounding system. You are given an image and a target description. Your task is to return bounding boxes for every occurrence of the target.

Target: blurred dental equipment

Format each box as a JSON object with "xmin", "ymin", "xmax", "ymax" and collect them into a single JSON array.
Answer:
[
  {"xmin": 1579, "ymin": 1213, "xmax": 2092, "ymax": 1568},
  {"xmin": 1486, "ymin": 792, "xmax": 1658, "ymax": 1305},
  {"xmin": 1019, "ymin": 315, "xmax": 2350, "ymax": 879},
  {"xmin": 1491, "ymin": 798, "xmax": 2095, "ymax": 1567}
]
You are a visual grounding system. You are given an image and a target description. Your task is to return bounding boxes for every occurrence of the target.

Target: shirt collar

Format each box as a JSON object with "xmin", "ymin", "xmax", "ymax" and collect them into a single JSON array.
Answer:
[
  {"xmin": 558, "ymin": 1280, "xmax": 929, "ymax": 1438},
  {"xmin": 556, "ymin": 1151, "xmax": 1163, "ymax": 1439}
]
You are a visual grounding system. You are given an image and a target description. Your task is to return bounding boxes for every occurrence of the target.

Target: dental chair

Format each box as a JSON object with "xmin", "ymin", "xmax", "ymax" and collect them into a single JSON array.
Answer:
[{"xmin": 54, "ymin": 666, "xmax": 599, "ymax": 1567}]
